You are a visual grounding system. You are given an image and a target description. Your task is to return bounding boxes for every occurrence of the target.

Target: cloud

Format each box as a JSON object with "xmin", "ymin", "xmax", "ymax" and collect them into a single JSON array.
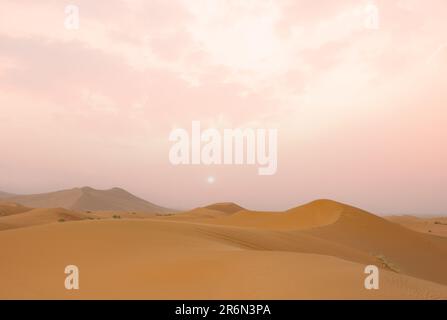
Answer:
[{"xmin": 0, "ymin": 0, "xmax": 446, "ymax": 213}]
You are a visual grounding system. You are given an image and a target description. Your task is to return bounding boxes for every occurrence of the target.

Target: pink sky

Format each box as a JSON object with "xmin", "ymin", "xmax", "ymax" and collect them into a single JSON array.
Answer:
[{"xmin": 1, "ymin": 0, "xmax": 446, "ymax": 215}]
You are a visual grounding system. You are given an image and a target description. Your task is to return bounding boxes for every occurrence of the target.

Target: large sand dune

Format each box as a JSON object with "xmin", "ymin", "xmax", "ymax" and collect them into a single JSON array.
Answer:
[
  {"xmin": 3, "ymin": 187, "xmax": 172, "ymax": 213},
  {"xmin": 0, "ymin": 198, "xmax": 446, "ymax": 299}
]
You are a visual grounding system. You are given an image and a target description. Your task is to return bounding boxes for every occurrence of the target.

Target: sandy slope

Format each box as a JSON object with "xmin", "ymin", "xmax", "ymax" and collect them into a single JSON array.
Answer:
[
  {"xmin": 0, "ymin": 199, "xmax": 446, "ymax": 299},
  {"xmin": 0, "ymin": 207, "xmax": 91, "ymax": 231},
  {"xmin": 162, "ymin": 203, "xmax": 245, "ymax": 221},
  {"xmin": 0, "ymin": 202, "xmax": 32, "ymax": 217},
  {"xmin": 203, "ymin": 200, "xmax": 343, "ymax": 230},
  {"xmin": 86, "ymin": 210, "xmax": 158, "ymax": 220},
  {"xmin": 4, "ymin": 187, "xmax": 171, "ymax": 213},
  {"xmin": 164, "ymin": 207, "xmax": 235, "ymax": 221},
  {"xmin": 0, "ymin": 219, "xmax": 446, "ymax": 299},
  {"xmin": 166, "ymin": 200, "xmax": 447, "ymax": 285},
  {"xmin": 203, "ymin": 202, "xmax": 245, "ymax": 214},
  {"xmin": 386, "ymin": 215, "xmax": 447, "ymax": 238},
  {"xmin": 0, "ymin": 204, "xmax": 160, "ymax": 231}
]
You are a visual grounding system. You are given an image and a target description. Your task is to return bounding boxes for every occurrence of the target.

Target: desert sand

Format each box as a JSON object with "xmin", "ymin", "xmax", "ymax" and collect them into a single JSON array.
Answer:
[
  {"xmin": 0, "ymin": 192, "xmax": 446, "ymax": 300},
  {"xmin": 386, "ymin": 215, "xmax": 447, "ymax": 238}
]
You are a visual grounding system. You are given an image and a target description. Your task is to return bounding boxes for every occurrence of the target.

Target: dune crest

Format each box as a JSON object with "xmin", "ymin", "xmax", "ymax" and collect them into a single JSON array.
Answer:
[
  {"xmin": 194, "ymin": 199, "xmax": 345, "ymax": 230},
  {"xmin": 166, "ymin": 202, "xmax": 245, "ymax": 221},
  {"xmin": 204, "ymin": 202, "xmax": 245, "ymax": 214}
]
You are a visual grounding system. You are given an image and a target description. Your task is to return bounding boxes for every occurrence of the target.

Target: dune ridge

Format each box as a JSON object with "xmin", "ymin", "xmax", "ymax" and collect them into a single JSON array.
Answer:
[
  {"xmin": 204, "ymin": 202, "xmax": 245, "ymax": 214},
  {"xmin": 208, "ymin": 199, "xmax": 344, "ymax": 230}
]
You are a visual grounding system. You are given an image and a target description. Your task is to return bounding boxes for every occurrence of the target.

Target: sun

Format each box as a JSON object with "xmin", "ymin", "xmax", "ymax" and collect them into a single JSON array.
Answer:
[{"xmin": 207, "ymin": 176, "xmax": 216, "ymax": 184}]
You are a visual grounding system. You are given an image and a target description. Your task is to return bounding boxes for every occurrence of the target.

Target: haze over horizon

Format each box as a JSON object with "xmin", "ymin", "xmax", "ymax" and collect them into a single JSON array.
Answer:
[
  {"xmin": 1, "ymin": 0, "xmax": 446, "ymax": 215},
  {"xmin": 0, "ymin": 185, "xmax": 444, "ymax": 217}
]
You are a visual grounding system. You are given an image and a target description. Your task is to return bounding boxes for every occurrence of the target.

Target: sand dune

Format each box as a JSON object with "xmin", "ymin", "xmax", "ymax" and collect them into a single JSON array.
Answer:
[
  {"xmin": 163, "ymin": 200, "xmax": 447, "ymax": 285},
  {"xmin": 161, "ymin": 202, "xmax": 245, "ymax": 221},
  {"xmin": 300, "ymin": 206, "xmax": 447, "ymax": 286},
  {"xmin": 166, "ymin": 207, "xmax": 231, "ymax": 220},
  {"xmin": 204, "ymin": 199, "xmax": 342, "ymax": 230},
  {"xmin": 0, "ymin": 207, "xmax": 91, "ymax": 231},
  {"xmin": 0, "ymin": 218, "xmax": 447, "ymax": 299},
  {"xmin": 0, "ymin": 203, "xmax": 159, "ymax": 231},
  {"xmin": 0, "ymin": 198, "xmax": 446, "ymax": 299},
  {"xmin": 386, "ymin": 215, "xmax": 447, "ymax": 238},
  {"xmin": 203, "ymin": 202, "xmax": 245, "ymax": 214},
  {"xmin": 0, "ymin": 202, "xmax": 32, "ymax": 217},
  {"xmin": 4, "ymin": 187, "xmax": 172, "ymax": 213}
]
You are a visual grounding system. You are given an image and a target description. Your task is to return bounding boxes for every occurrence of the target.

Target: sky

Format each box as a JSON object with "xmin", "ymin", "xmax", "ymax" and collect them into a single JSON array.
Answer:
[{"xmin": 0, "ymin": 0, "xmax": 446, "ymax": 215}]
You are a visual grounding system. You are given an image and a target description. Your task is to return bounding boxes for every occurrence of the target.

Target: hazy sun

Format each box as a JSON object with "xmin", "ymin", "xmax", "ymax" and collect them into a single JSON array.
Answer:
[{"xmin": 207, "ymin": 176, "xmax": 216, "ymax": 184}]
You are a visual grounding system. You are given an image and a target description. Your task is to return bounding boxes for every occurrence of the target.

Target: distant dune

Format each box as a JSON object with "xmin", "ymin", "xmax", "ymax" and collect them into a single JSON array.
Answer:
[
  {"xmin": 4, "ymin": 187, "xmax": 172, "ymax": 213},
  {"xmin": 204, "ymin": 202, "xmax": 245, "ymax": 214},
  {"xmin": 168, "ymin": 202, "xmax": 246, "ymax": 220},
  {"xmin": 0, "ymin": 191, "xmax": 16, "ymax": 199},
  {"xmin": 0, "ymin": 198, "xmax": 446, "ymax": 299},
  {"xmin": 206, "ymin": 199, "xmax": 343, "ymax": 230}
]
